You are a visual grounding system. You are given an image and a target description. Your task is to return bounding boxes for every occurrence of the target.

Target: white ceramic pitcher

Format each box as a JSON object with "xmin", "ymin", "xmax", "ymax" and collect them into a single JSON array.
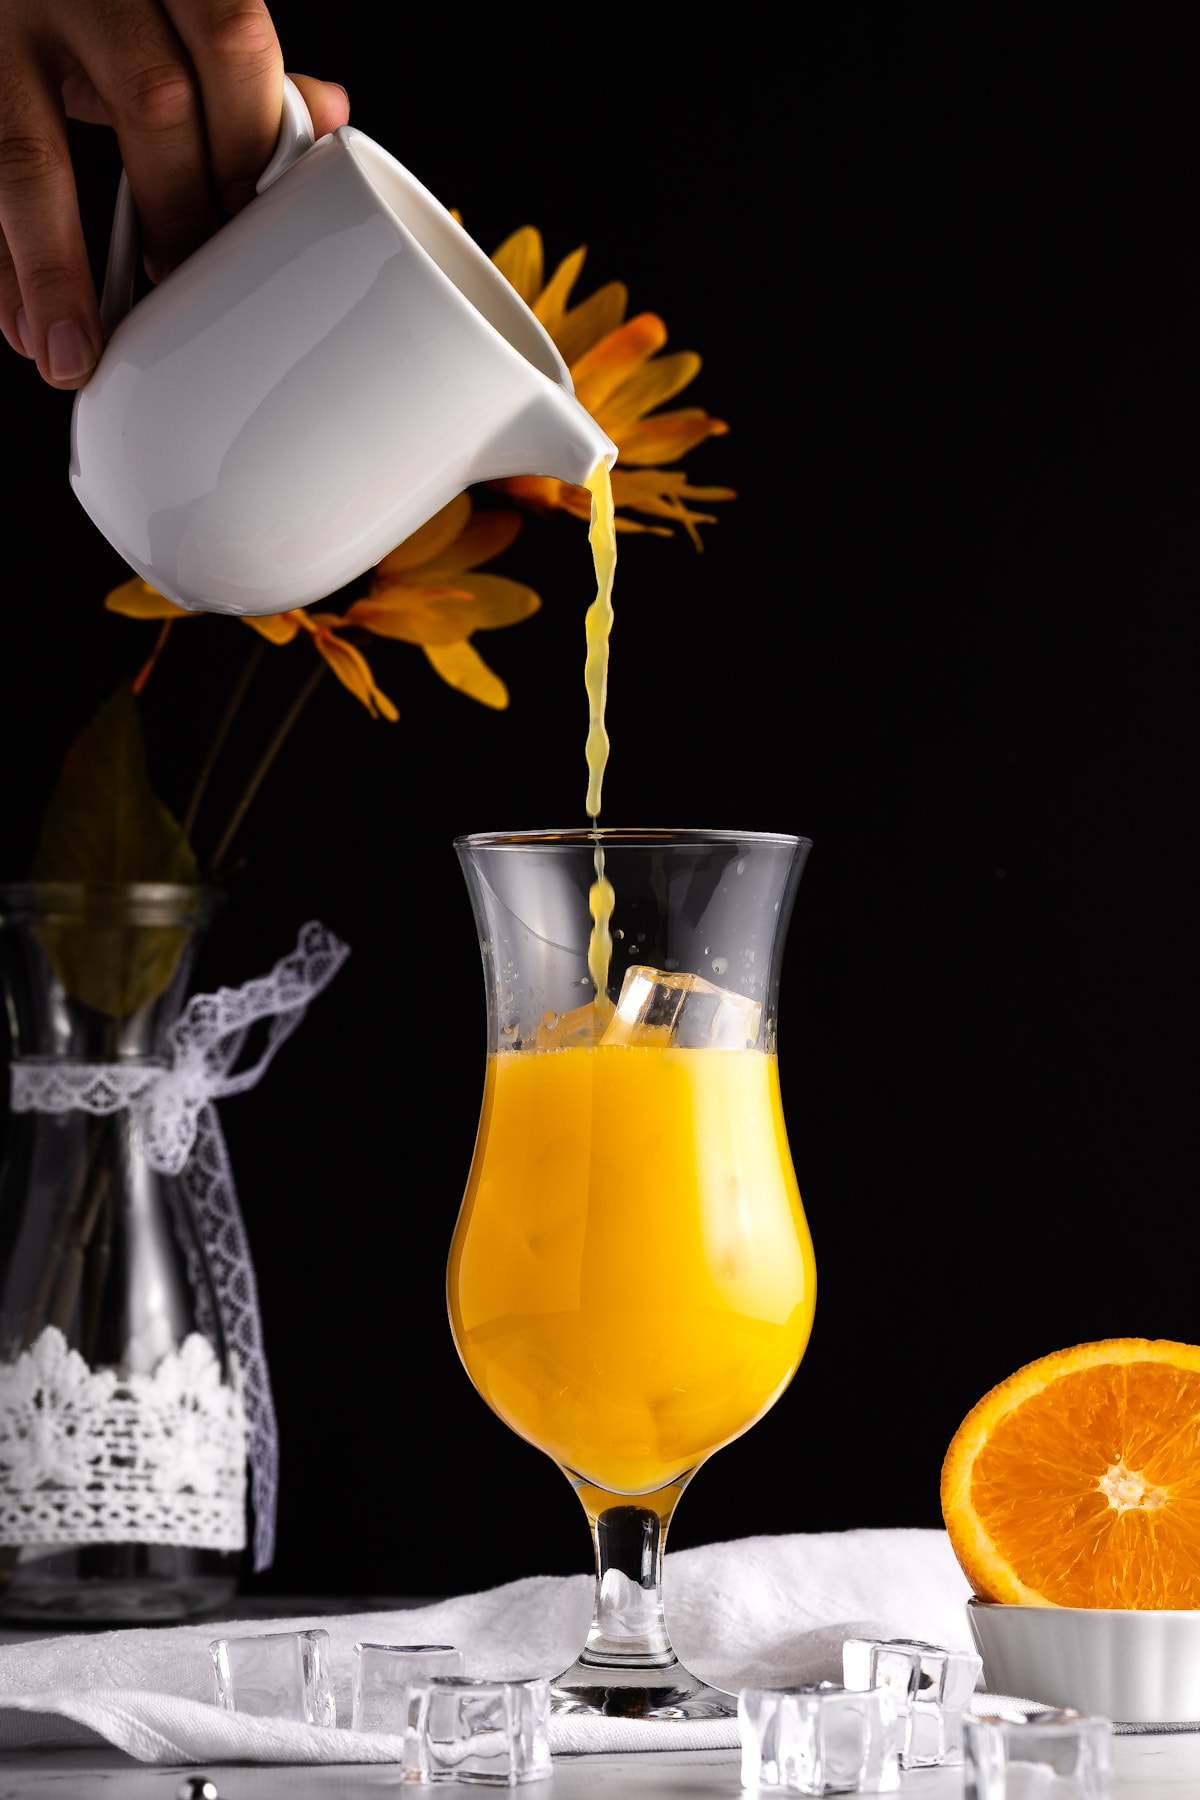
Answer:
[{"xmin": 70, "ymin": 81, "xmax": 617, "ymax": 617}]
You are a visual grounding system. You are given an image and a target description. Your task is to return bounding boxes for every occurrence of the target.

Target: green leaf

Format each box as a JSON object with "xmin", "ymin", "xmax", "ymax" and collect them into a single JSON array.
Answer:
[
  {"xmin": 32, "ymin": 683, "xmax": 197, "ymax": 888},
  {"xmin": 30, "ymin": 683, "xmax": 200, "ymax": 1016}
]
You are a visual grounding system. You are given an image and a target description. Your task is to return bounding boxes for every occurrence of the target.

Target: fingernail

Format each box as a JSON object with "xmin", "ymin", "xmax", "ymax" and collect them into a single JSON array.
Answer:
[
  {"xmin": 46, "ymin": 319, "xmax": 98, "ymax": 382},
  {"xmin": 14, "ymin": 308, "xmax": 34, "ymax": 357}
]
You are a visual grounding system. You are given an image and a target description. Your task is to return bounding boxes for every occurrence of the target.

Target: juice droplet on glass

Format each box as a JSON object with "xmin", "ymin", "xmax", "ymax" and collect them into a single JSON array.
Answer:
[{"xmin": 583, "ymin": 458, "xmax": 618, "ymax": 1005}]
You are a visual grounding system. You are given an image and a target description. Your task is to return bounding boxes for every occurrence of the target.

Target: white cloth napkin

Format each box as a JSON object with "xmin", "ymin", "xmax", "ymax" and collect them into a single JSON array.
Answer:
[{"xmin": 0, "ymin": 1527, "xmax": 976, "ymax": 1763}]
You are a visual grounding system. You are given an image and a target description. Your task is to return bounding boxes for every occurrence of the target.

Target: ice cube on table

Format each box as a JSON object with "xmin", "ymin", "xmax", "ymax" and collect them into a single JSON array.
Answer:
[
  {"xmin": 209, "ymin": 1627, "xmax": 335, "ymax": 1726},
  {"xmin": 738, "ymin": 1681, "xmax": 902, "ymax": 1794},
  {"xmin": 842, "ymin": 1637, "xmax": 982, "ymax": 1767},
  {"xmin": 351, "ymin": 1641, "xmax": 464, "ymax": 1734},
  {"xmin": 602, "ymin": 965, "xmax": 762, "ymax": 1049},
  {"xmin": 964, "ymin": 1710, "xmax": 1113, "ymax": 1800},
  {"xmin": 404, "ymin": 1674, "xmax": 552, "ymax": 1786}
]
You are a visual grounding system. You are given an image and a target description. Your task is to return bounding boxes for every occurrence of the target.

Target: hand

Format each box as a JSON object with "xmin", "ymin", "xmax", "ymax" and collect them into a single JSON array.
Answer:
[{"xmin": 0, "ymin": 1, "xmax": 350, "ymax": 391}]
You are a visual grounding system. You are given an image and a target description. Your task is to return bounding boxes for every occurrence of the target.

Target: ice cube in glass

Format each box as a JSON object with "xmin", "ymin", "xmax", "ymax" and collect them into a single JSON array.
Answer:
[{"xmin": 602, "ymin": 964, "xmax": 762, "ymax": 1049}]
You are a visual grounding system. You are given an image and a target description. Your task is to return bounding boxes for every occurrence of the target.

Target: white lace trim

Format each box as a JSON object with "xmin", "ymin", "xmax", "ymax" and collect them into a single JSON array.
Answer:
[
  {"xmin": 0, "ymin": 1326, "xmax": 246, "ymax": 1549},
  {"xmin": 9, "ymin": 919, "xmax": 351, "ymax": 1179},
  {"xmin": 6, "ymin": 919, "xmax": 351, "ymax": 1569}
]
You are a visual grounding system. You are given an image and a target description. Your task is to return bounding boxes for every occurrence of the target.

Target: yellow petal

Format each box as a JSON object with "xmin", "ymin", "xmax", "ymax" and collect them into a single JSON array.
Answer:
[
  {"xmin": 487, "ymin": 469, "xmax": 723, "ymax": 542},
  {"xmin": 532, "ymin": 245, "xmax": 588, "ymax": 338},
  {"xmin": 424, "ymin": 639, "xmax": 508, "ymax": 709},
  {"xmin": 349, "ymin": 574, "xmax": 539, "ymax": 644},
  {"xmin": 490, "ymin": 227, "xmax": 544, "ymax": 305},
  {"xmin": 485, "ymin": 473, "xmax": 572, "ymax": 514},
  {"xmin": 599, "ymin": 352, "xmax": 705, "ymax": 436},
  {"xmin": 572, "ymin": 314, "xmax": 667, "ymax": 414},
  {"xmin": 343, "ymin": 584, "xmax": 473, "ymax": 642},
  {"xmin": 607, "ymin": 514, "xmax": 673, "ymax": 537},
  {"xmin": 244, "ymin": 610, "xmax": 303, "ymax": 644},
  {"xmin": 611, "ymin": 410, "xmax": 730, "ymax": 466},
  {"xmin": 373, "ymin": 493, "xmax": 473, "ymax": 577},
  {"xmin": 105, "ymin": 578, "xmax": 191, "ymax": 620},
  {"xmin": 572, "ymin": 313, "xmax": 665, "ymax": 387},
  {"xmin": 316, "ymin": 633, "xmax": 400, "ymax": 720},
  {"xmin": 407, "ymin": 507, "xmax": 524, "ymax": 576},
  {"xmin": 612, "ymin": 469, "xmax": 737, "ymax": 507},
  {"xmin": 553, "ymin": 280, "xmax": 629, "ymax": 368},
  {"xmin": 439, "ymin": 572, "xmax": 541, "ymax": 629},
  {"xmin": 609, "ymin": 468, "xmax": 734, "ymax": 548}
]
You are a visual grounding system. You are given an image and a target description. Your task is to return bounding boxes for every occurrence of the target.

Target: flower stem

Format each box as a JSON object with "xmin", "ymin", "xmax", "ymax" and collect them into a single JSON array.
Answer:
[
  {"xmin": 204, "ymin": 661, "xmax": 329, "ymax": 879},
  {"xmin": 183, "ymin": 639, "xmax": 268, "ymax": 839}
]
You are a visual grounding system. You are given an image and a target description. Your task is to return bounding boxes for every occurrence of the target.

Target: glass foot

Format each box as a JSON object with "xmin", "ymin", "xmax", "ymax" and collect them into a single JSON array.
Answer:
[{"xmin": 551, "ymin": 1654, "xmax": 736, "ymax": 1720}]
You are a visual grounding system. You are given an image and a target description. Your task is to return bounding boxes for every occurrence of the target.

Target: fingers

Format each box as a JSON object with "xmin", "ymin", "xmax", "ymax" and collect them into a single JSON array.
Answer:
[
  {"xmin": 162, "ymin": 0, "xmax": 283, "ymax": 217},
  {"xmin": 0, "ymin": 1, "xmax": 350, "ymax": 392},
  {"xmin": 86, "ymin": 0, "xmax": 283, "ymax": 284},
  {"xmin": 0, "ymin": 41, "xmax": 103, "ymax": 387},
  {"xmin": 0, "ymin": 0, "xmax": 227, "ymax": 387}
]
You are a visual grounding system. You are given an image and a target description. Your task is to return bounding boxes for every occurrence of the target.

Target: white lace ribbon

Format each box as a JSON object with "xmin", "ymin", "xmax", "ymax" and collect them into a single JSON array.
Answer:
[{"xmin": 7, "ymin": 919, "xmax": 350, "ymax": 1571}]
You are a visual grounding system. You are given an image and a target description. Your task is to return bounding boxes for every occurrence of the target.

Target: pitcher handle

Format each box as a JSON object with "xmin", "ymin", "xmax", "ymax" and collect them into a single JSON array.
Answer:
[
  {"xmin": 98, "ymin": 75, "xmax": 316, "ymax": 339},
  {"xmin": 253, "ymin": 76, "xmax": 317, "ymax": 193}
]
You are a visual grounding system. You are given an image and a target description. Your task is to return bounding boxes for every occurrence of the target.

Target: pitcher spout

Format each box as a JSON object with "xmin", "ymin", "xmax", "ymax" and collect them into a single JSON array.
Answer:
[{"xmin": 470, "ymin": 382, "xmax": 618, "ymax": 491}]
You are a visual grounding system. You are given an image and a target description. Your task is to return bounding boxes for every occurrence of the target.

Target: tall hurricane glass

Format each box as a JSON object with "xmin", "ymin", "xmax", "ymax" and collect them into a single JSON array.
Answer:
[{"xmin": 448, "ymin": 828, "xmax": 815, "ymax": 1720}]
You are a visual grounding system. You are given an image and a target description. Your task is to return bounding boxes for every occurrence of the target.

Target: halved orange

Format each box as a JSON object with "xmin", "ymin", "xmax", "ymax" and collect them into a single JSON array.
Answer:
[{"xmin": 940, "ymin": 1338, "xmax": 1200, "ymax": 1609}]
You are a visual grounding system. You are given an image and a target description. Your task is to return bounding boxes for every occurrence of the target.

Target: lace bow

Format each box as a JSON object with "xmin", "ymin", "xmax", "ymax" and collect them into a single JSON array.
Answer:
[{"xmin": 8, "ymin": 919, "xmax": 351, "ymax": 1571}]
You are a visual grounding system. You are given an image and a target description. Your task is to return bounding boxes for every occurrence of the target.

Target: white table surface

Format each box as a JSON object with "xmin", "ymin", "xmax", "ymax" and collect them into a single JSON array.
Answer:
[{"xmin": 0, "ymin": 1733, "xmax": 1198, "ymax": 1798}]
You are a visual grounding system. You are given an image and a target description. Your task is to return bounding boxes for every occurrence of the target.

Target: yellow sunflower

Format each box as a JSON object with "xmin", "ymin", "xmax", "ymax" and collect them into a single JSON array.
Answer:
[
  {"xmin": 487, "ymin": 226, "xmax": 735, "ymax": 547},
  {"xmin": 342, "ymin": 492, "xmax": 540, "ymax": 709},
  {"xmin": 105, "ymin": 580, "xmax": 401, "ymax": 720},
  {"xmin": 105, "ymin": 495, "xmax": 539, "ymax": 716}
]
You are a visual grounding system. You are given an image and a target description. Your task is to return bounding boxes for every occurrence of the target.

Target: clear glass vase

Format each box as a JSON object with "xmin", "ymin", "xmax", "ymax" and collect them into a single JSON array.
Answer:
[{"xmin": 0, "ymin": 881, "xmax": 245, "ymax": 1625}]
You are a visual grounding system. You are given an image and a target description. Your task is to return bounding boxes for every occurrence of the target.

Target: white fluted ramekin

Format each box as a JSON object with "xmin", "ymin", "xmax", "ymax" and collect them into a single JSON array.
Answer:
[{"xmin": 967, "ymin": 1597, "xmax": 1200, "ymax": 1723}]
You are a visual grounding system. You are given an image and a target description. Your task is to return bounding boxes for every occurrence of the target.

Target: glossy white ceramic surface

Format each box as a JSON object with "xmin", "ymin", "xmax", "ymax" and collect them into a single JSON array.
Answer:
[
  {"xmin": 70, "ymin": 83, "xmax": 616, "ymax": 618},
  {"xmin": 967, "ymin": 1596, "xmax": 1200, "ymax": 1723}
]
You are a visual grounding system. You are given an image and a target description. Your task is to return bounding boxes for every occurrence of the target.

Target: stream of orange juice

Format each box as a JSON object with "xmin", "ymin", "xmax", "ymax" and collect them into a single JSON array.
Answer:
[{"xmin": 583, "ymin": 460, "xmax": 616, "ymax": 1001}]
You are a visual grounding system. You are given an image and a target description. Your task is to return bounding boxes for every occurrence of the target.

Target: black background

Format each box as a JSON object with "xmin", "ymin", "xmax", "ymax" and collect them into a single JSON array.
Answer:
[{"xmin": 1, "ymin": 11, "xmax": 1196, "ymax": 1604}]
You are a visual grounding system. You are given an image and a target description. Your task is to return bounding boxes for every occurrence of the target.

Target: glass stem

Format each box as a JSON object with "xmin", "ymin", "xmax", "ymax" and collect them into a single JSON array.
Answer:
[
  {"xmin": 550, "ymin": 1467, "xmax": 735, "ymax": 1717},
  {"xmin": 569, "ymin": 1474, "xmax": 692, "ymax": 1669}
]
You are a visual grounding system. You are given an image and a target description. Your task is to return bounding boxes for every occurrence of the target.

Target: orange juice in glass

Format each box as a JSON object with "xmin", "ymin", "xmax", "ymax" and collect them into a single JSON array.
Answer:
[{"xmin": 449, "ymin": 828, "xmax": 815, "ymax": 1719}]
